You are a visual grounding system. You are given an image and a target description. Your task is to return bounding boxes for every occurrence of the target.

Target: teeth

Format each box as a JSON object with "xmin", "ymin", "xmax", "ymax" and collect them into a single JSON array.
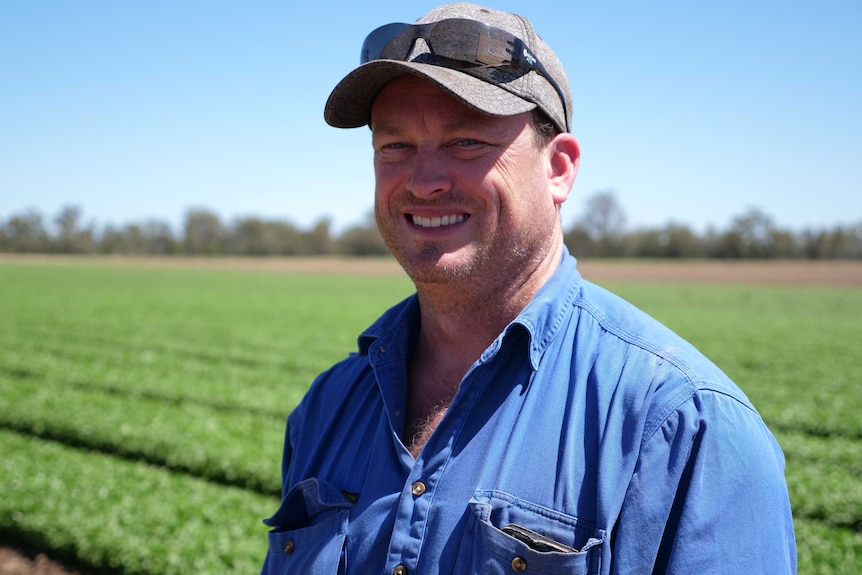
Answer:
[{"xmin": 412, "ymin": 214, "xmax": 466, "ymax": 228}]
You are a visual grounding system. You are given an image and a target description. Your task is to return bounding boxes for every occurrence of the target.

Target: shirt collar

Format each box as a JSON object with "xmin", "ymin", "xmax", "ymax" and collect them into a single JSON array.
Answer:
[
  {"xmin": 357, "ymin": 247, "xmax": 583, "ymax": 371},
  {"xmin": 509, "ymin": 246, "xmax": 582, "ymax": 370},
  {"xmin": 357, "ymin": 294, "xmax": 418, "ymax": 359}
]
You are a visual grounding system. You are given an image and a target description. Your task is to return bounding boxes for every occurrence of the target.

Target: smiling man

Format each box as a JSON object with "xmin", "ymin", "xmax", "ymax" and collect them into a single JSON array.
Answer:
[{"xmin": 261, "ymin": 3, "xmax": 796, "ymax": 574}]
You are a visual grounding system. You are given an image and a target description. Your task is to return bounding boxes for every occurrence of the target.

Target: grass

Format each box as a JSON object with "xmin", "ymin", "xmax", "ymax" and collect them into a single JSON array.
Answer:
[
  {"xmin": 604, "ymin": 282, "xmax": 862, "ymax": 438},
  {"xmin": 1, "ymin": 429, "xmax": 276, "ymax": 575},
  {"xmin": 1, "ymin": 260, "xmax": 861, "ymax": 573}
]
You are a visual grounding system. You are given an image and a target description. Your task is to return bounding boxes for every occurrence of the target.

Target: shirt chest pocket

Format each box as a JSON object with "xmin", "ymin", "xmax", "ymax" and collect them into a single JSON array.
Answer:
[
  {"xmin": 263, "ymin": 478, "xmax": 353, "ymax": 575},
  {"xmin": 456, "ymin": 490, "xmax": 605, "ymax": 575}
]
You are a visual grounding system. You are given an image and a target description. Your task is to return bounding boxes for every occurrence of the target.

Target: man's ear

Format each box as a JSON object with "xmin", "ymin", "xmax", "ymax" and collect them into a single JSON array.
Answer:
[{"xmin": 547, "ymin": 133, "xmax": 580, "ymax": 206}]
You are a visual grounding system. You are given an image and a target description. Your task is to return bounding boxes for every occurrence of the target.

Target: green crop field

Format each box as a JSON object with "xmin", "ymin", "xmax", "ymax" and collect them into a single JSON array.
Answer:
[{"xmin": 1, "ymin": 259, "xmax": 861, "ymax": 574}]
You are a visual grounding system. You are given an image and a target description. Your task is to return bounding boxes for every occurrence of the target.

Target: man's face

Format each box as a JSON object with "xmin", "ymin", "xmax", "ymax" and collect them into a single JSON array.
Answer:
[{"xmin": 370, "ymin": 75, "xmax": 566, "ymax": 287}]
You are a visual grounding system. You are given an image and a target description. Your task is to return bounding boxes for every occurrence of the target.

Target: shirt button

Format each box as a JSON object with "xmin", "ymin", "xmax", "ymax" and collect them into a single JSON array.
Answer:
[
  {"xmin": 282, "ymin": 540, "xmax": 295, "ymax": 554},
  {"xmin": 511, "ymin": 556, "xmax": 527, "ymax": 572},
  {"xmin": 393, "ymin": 565, "xmax": 408, "ymax": 575},
  {"xmin": 411, "ymin": 481, "xmax": 427, "ymax": 496}
]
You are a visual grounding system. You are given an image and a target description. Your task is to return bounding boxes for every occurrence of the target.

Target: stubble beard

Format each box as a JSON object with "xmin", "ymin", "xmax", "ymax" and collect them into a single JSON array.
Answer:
[
  {"xmin": 377, "ymin": 219, "xmax": 486, "ymax": 285},
  {"xmin": 376, "ymin": 197, "xmax": 551, "ymax": 290}
]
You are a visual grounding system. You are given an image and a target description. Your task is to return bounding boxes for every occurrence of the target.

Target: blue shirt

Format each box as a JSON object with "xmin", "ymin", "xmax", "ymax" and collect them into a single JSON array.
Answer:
[{"xmin": 261, "ymin": 250, "xmax": 796, "ymax": 574}]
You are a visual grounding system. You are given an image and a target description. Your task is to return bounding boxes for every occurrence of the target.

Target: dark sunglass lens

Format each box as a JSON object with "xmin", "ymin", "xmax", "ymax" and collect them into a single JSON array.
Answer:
[
  {"xmin": 426, "ymin": 19, "xmax": 490, "ymax": 64},
  {"xmin": 361, "ymin": 22, "xmax": 411, "ymax": 63}
]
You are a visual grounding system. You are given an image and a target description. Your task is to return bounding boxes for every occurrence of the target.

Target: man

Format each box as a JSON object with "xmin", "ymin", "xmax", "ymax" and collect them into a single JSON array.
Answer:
[{"xmin": 261, "ymin": 3, "xmax": 796, "ymax": 574}]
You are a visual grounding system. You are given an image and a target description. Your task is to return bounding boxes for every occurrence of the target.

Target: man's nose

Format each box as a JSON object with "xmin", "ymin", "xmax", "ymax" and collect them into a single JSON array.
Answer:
[{"xmin": 405, "ymin": 150, "xmax": 453, "ymax": 198}]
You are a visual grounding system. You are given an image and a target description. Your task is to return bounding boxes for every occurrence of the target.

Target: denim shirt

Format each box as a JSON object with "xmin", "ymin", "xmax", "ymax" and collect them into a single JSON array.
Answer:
[{"xmin": 261, "ymin": 250, "xmax": 796, "ymax": 574}]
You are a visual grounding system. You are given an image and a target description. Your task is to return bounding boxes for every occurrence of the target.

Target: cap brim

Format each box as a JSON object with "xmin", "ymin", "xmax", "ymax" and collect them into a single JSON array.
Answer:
[{"xmin": 324, "ymin": 60, "xmax": 537, "ymax": 128}]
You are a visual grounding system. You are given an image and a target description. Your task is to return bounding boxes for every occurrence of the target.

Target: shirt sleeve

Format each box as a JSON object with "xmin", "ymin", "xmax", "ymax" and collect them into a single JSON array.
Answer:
[{"xmin": 611, "ymin": 389, "xmax": 797, "ymax": 574}]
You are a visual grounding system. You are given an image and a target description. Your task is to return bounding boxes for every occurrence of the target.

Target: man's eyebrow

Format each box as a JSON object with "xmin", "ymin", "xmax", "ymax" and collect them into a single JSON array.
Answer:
[
  {"xmin": 444, "ymin": 115, "xmax": 498, "ymax": 134},
  {"xmin": 370, "ymin": 123, "xmax": 403, "ymax": 138},
  {"xmin": 370, "ymin": 114, "xmax": 506, "ymax": 139}
]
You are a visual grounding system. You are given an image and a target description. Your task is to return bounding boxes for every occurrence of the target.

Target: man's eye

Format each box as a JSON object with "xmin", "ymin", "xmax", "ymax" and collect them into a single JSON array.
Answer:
[{"xmin": 455, "ymin": 139, "xmax": 481, "ymax": 147}]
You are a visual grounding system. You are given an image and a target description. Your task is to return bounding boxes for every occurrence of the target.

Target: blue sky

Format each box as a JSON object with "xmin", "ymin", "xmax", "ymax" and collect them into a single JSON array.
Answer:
[{"xmin": 1, "ymin": 0, "xmax": 860, "ymax": 235}]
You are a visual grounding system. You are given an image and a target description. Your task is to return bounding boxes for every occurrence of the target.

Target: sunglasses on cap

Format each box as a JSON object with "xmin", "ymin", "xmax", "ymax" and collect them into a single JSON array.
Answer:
[{"xmin": 361, "ymin": 18, "xmax": 569, "ymax": 131}]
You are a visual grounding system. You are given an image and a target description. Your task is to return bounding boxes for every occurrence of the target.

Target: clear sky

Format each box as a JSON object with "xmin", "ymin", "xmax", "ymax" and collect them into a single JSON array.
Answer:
[{"xmin": 1, "ymin": 0, "xmax": 860, "ymax": 235}]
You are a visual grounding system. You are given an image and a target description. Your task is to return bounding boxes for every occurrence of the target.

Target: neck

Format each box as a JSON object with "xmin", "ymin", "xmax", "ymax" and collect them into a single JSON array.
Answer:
[
  {"xmin": 401, "ymin": 240, "xmax": 564, "ymax": 456},
  {"xmin": 413, "ymin": 239, "xmax": 564, "ymax": 365}
]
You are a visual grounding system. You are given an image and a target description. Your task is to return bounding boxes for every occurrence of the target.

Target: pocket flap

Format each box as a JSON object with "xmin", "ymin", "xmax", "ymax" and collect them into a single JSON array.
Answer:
[
  {"xmin": 470, "ymin": 489, "xmax": 605, "ymax": 553},
  {"xmin": 264, "ymin": 478, "xmax": 354, "ymax": 530}
]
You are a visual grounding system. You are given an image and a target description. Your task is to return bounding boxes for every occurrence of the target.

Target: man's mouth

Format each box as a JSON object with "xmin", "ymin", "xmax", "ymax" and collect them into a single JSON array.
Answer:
[{"xmin": 410, "ymin": 214, "xmax": 468, "ymax": 228}]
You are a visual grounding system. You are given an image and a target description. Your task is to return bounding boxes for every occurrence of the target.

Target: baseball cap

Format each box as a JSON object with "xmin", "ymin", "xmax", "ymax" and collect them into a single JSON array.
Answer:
[{"xmin": 324, "ymin": 2, "xmax": 572, "ymax": 133}]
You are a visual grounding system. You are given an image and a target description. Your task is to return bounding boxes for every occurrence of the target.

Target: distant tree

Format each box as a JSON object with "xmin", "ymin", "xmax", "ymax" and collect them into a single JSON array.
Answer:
[
  {"xmin": 229, "ymin": 217, "xmax": 306, "ymax": 255},
  {"xmin": 827, "ymin": 224, "xmax": 862, "ymax": 259},
  {"xmin": 768, "ymin": 228, "xmax": 801, "ymax": 259},
  {"xmin": 708, "ymin": 208, "xmax": 775, "ymax": 258},
  {"xmin": 1, "ymin": 202, "xmax": 857, "ymax": 259},
  {"xmin": 576, "ymin": 189, "xmax": 627, "ymax": 242},
  {"xmin": 336, "ymin": 211, "xmax": 389, "ymax": 256},
  {"xmin": 53, "ymin": 205, "xmax": 95, "ymax": 253},
  {"xmin": 231, "ymin": 217, "xmax": 275, "ymax": 255},
  {"xmin": 626, "ymin": 228, "xmax": 664, "ymax": 258},
  {"xmin": 99, "ymin": 224, "xmax": 133, "ymax": 254},
  {"xmin": 627, "ymin": 222, "xmax": 704, "ymax": 259},
  {"xmin": 2, "ymin": 210, "xmax": 49, "ymax": 253},
  {"xmin": 184, "ymin": 208, "xmax": 224, "ymax": 255},
  {"xmin": 337, "ymin": 227, "xmax": 389, "ymax": 256},
  {"xmin": 141, "ymin": 219, "xmax": 177, "ymax": 255},
  {"xmin": 572, "ymin": 190, "xmax": 627, "ymax": 257},
  {"xmin": 562, "ymin": 225, "xmax": 596, "ymax": 258},
  {"xmin": 801, "ymin": 224, "xmax": 862, "ymax": 259},
  {"xmin": 302, "ymin": 218, "xmax": 335, "ymax": 255},
  {"xmin": 662, "ymin": 222, "xmax": 703, "ymax": 258},
  {"xmin": 268, "ymin": 221, "xmax": 306, "ymax": 255}
]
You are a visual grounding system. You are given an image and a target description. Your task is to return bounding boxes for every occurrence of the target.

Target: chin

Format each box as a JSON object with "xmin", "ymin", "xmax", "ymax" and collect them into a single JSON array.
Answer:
[{"xmin": 397, "ymin": 246, "xmax": 487, "ymax": 285}]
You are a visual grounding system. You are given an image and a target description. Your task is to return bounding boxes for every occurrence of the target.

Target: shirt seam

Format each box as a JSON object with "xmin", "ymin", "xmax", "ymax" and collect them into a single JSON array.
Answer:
[{"xmin": 569, "ymin": 294, "xmax": 759, "ymax": 446}]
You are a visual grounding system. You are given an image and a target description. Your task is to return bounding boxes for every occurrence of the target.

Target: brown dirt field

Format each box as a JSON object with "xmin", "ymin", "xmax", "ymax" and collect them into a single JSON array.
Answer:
[
  {"xmin": 577, "ymin": 259, "xmax": 862, "ymax": 285},
  {"xmin": 2, "ymin": 254, "xmax": 861, "ymax": 285},
  {"xmin": 0, "ymin": 548, "xmax": 83, "ymax": 575}
]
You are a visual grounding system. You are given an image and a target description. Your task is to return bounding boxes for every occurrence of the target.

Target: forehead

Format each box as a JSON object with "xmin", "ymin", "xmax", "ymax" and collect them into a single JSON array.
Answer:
[{"xmin": 370, "ymin": 74, "xmax": 516, "ymax": 132}]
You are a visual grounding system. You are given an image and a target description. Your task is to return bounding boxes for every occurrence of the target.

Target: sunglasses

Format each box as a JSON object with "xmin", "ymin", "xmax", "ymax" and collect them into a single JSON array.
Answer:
[{"xmin": 361, "ymin": 18, "xmax": 569, "ymax": 131}]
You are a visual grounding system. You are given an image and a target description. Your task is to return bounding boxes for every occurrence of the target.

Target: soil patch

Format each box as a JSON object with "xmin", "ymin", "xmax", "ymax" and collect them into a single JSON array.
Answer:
[
  {"xmin": 0, "ymin": 548, "xmax": 84, "ymax": 575},
  {"xmin": 576, "ymin": 259, "xmax": 862, "ymax": 286}
]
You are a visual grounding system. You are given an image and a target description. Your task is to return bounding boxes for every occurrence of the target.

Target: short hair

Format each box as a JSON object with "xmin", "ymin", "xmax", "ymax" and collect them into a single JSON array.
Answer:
[{"xmin": 530, "ymin": 108, "xmax": 560, "ymax": 147}]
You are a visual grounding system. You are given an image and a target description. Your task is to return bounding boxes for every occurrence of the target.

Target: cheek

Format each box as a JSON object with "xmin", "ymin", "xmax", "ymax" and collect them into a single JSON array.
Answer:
[
  {"xmin": 492, "ymin": 158, "xmax": 545, "ymax": 206},
  {"xmin": 373, "ymin": 162, "xmax": 400, "ymax": 201}
]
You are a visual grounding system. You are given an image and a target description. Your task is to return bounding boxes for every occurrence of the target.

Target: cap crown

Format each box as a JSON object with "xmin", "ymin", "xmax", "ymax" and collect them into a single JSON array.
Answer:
[{"xmin": 324, "ymin": 2, "xmax": 572, "ymax": 133}]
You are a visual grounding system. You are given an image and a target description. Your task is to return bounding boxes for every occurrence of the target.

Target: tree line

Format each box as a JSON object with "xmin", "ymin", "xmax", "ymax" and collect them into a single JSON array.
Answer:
[{"xmin": 2, "ymin": 192, "xmax": 860, "ymax": 259}]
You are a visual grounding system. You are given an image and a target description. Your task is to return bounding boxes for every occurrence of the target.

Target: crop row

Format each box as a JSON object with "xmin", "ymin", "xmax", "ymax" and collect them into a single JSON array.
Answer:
[
  {"xmin": 6, "ymin": 378, "xmax": 862, "ymax": 534},
  {"xmin": 776, "ymin": 430, "xmax": 862, "ymax": 530},
  {"xmin": 610, "ymin": 283, "xmax": 862, "ymax": 439},
  {"xmin": 1, "ymin": 378, "xmax": 286, "ymax": 496},
  {"xmin": 793, "ymin": 517, "xmax": 862, "ymax": 575},
  {"xmin": 0, "ymin": 264, "xmax": 411, "ymax": 414},
  {"xmin": 0, "ymin": 333, "xmax": 306, "ymax": 419},
  {"xmin": 4, "ymin": 263, "xmax": 861, "ymax": 574},
  {"xmin": 0, "ymin": 429, "xmax": 277, "ymax": 575}
]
